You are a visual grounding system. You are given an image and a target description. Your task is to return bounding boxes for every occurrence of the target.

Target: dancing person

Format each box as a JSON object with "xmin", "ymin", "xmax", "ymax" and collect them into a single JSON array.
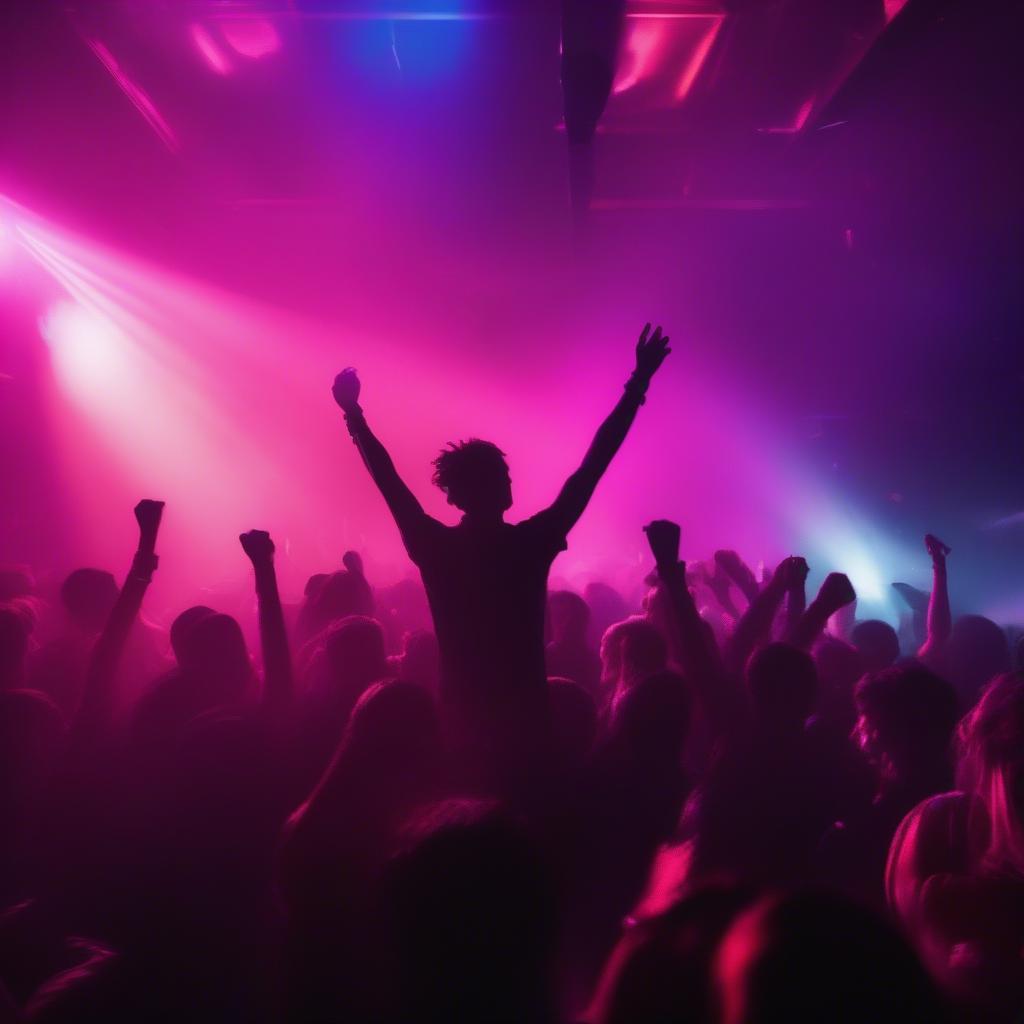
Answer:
[
  {"xmin": 819, "ymin": 664, "xmax": 959, "ymax": 908},
  {"xmin": 331, "ymin": 324, "xmax": 671, "ymax": 792}
]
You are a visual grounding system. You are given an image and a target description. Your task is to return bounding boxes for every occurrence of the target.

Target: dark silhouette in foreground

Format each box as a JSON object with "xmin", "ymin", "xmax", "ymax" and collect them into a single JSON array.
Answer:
[{"xmin": 332, "ymin": 324, "xmax": 670, "ymax": 792}]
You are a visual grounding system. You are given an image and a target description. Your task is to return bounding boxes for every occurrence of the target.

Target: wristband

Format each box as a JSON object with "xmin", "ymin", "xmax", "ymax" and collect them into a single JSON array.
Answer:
[
  {"xmin": 130, "ymin": 551, "xmax": 159, "ymax": 581},
  {"xmin": 624, "ymin": 373, "xmax": 649, "ymax": 405}
]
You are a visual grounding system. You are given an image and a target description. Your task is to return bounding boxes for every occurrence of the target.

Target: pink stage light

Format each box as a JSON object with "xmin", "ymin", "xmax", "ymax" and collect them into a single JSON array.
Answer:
[
  {"xmin": 39, "ymin": 301, "xmax": 125, "ymax": 401},
  {"xmin": 83, "ymin": 39, "xmax": 179, "ymax": 152},
  {"xmin": 7, "ymin": 193, "xmax": 918, "ymax": 620},
  {"xmin": 884, "ymin": 0, "xmax": 911, "ymax": 22},
  {"xmin": 613, "ymin": 20, "xmax": 668, "ymax": 95},
  {"xmin": 675, "ymin": 15, "xmax": 724, "ymax": 101},
  {"xmin": 604, "ymin": 11, "xmax": 726, "ymax": 120},
  {"xmin": 791, "ymin": 96, "xmax": 815, "ymax": 132},
  {"xmin": 190, "ymin": 23, "xmax": 233, "ymax": 75},
  {"xmin": 760, "ymin": 95, "xmax": 816, "ymax": 135},
  {"xmin": 0, "ymin": 221, "xmax": 14, "ymax": 267},
  {"xmin": 220, "ymin": 19, "xmax": 281, "ymax": 60}
]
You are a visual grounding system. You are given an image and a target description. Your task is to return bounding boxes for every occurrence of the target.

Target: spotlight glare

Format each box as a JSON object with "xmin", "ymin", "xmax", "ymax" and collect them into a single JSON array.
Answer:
[
  {"xmin": 39, "ymin": 301, "xmax": 125, "ymax": 398},
  {"xmin": 220, "ymin": 19, "xmax": 280, "ymax": 60},
  {"xmin": 190, "ymin": 23, "xmax": 233, "ymax": 75},
  {"xmin": 0, "ymin": 221, "xmax": 14, "ymax": 266}
]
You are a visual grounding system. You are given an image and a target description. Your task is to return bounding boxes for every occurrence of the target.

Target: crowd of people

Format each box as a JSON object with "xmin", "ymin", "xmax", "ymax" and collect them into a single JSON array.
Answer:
[{"xmin": 0, "ymin": 325, "xmax": 1022, "ymax": 1022}]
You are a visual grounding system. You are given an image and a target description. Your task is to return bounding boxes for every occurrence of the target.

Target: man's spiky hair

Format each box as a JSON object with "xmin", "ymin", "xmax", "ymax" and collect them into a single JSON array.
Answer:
[{"xmin": 431, "ymin": 439, "xmax": 508, "ymax": 495}]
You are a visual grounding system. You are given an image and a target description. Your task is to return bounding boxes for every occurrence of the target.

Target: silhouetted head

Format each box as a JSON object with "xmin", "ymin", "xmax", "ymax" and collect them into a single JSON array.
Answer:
[
  {"xmin": 385, "ymin": 799, "xmax": 556, "ymax": 1023},
  {"xmin": 588, "ymin": 881, "xmax": 757, "ymax": 1024},
  {"xmin": 610, "ymin": 670, "xmax": 691, "ymax": 767},
  {"xmin": 0, "ymin": 568, "xmax": 33, "ymax": 603},
  {"xmin": 715, "ymin": 890, "xmax": 946, "ymax": 1024},
  {"xmin": 186, "ymin": 613, "xmax": 254, "ymax": 703},
  {"xmin": 296, "ymin": 569, "xmax": 375, "ymax": 649},
  {"xmin": 950, "ymin": 671, "xmax": 1024, "ymax": 856},
  {"xmin": 343, "ymin": 679, "xmax": 441, "ymax": 766},
  {"xmin": 945, "ymin": 614, "xmax": 1010, "ymax": 704},
  {"xmin": 60, "ymin": 568, "xmax": 118, "ymax": 632},
  {"xmin": 548, "ymin": 590, "xmax": 590, "ymax": 645},
  {"xmin": 432, "ymin": 439, "xmax": 512, "ymax": 517},
  {"xmin": 601, "ymin": 617, "xmax": 668, "ymax": 691},
  {"xmin": 290, "ymin": 682, "xmax": 443, "ymax": 875},
  {"xmin": 851, "ymin": 619, "xmax": 901, "ymax": 671},
  {"xmin": 853, "ymin": 665, "xmax": 958, "ymax": 785},
  {"xmin": 745, "ymin": 643, "xmax": 818, "ymax": 729},
  {"xmin": 0, "ymin": 607, "xmax": 30, "ymax": 690},
  {"xmin": 584, "ymin": 581, "xmax": 630, "ymax": 646},
  {"xmin": 954, "ymin": 671, "xmax": 1024, "ymax": 782},
  {"xmin": 316, "ymin": 570, "xmax": 375, "ymax": 623},
  {"xmin": 324, "ymin": 615, "xmax": 388, "ymax": 690},
  {"xmin": 291, "ymin": 683, "xmax": 433, "ymax": 838},
  {"xmin": 169, "ymin": 605, "xmax": 217, "ymax": 670}
]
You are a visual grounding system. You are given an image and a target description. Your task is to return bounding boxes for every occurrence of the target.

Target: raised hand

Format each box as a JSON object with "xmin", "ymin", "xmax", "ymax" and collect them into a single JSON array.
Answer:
[
  {"xmin": 332, "ymin": 367, "xmax": 361, "ymax": 413},
  {"xmin": 634, "ymin": 323, "xmax": 671, "ymax": 384},
  {"xmin": 924, "ymin": 534, "xmax": 951, "ymax": 563},
  {"xmin": 919, "ymin": 534, "xmax": 952, "ymax": 661},
  {"xmin": 644, "ymin": 519, "xmax": 681, "ymax": 568},
  {"xmin": 714, "ymin": 549, "xmax": 760, "ymax": 603},
  {"xmin": 240, "ymin": 529, "xmax": 275, "ymax": 565},
  {"xmin": 134, "ymin": 499, "xmax": 164, "ymax": 554},
  {"xmin": 778, "ymin": 555, "xmax": 810, "ymax": 590},
  {"xmin": 134, "ymin": 499, "xmax": 164, "ymax": 534},
  {"xmin": 817, "ymin": 572, "xmax": 856, "ymax": 613},
  {"xmin": 241, "ymin": 530, "xmax": 293, "ymax": 709}
]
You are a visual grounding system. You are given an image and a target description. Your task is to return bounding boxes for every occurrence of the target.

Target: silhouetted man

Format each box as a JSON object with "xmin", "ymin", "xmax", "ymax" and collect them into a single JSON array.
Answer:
[{"xmin": 332, "ymin": 325, "xmax": 670, "ymax": 787}]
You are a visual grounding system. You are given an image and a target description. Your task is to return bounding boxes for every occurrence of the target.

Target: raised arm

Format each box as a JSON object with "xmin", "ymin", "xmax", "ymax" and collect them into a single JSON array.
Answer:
[
  {"xmin": 332, "ymin": 368, "xmax": 426, "ymax": 536},
  {"xmin": 781, "ymin": 556, "xmax": 810, "ymax": 643},
  {"xmin": 543, "ymin": 324, "xmax": 670, "ymax": 535},
  {"xmin": 74, "ymin": 499, "xmax": 163, "ymax": 742},
  {"xmin": 700, "ymin": 559, "xmax": 742, "ymax": 620},
  {"xmin": 723, "ymin": 558, "xmax": 796, "ymax": 676},
  {"xmin": 644, "ymin": 520, "xmax": 741, "ymax": 739},
  {"xmin": 918, "ymin": 534, "xmax": 952, "ymax": 663},
  {"xmin": 240, "ymin": 530, "xmax": 293, "ymax": 713},
  {"xmin": 789, "ymin": 571, "xmax": 856, "ymax": 651},
  {"xmin": 714, "ymin": 550, "xmax": 761, "ymax": 609},
  {"xmin": 645, "ymin": 521, "xmax": 719, "ymax": 676}
]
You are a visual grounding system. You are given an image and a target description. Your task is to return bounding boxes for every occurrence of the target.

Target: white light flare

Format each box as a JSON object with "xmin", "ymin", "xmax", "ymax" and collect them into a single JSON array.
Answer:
[
  {"xmin": 39, "ymin": 300, "xmax": 127, "ymax": 402},
  {"xmin": 190, "ymin": 23, "xmax": 233, "ymax": 75},
  {"xmin": 675, "ymin": 15, "xmax": 724, "ymax": 101},
  {"xmin": 220, "ymin": 19, "xmax": 281, "ymax": 59}
]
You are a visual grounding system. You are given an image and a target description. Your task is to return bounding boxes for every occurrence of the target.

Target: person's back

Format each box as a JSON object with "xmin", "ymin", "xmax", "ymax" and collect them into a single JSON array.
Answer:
[
  {"xmin": 331, "ymin": 325, "xmax": 671, "ymax": 789},
  {"xmin": 280, "ymin": 681, "xmax": 442, "ymax": 1024},
  {"xmin": 415, "ymin": 506, "xmax": 566, "ymax": 729}
]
